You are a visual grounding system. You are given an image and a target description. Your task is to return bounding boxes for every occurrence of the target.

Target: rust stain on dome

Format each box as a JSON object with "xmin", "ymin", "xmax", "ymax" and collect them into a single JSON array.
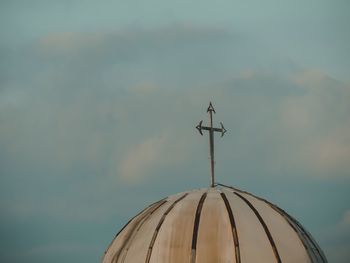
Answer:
[{"xmin": 102, "ymin": 185, "xmax": 327, "ymax": 263}]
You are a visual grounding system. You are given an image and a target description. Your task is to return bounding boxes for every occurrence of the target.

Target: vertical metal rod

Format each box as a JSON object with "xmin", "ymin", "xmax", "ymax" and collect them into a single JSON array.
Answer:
[{"xmin": 209, "ymin": 110, "xmax": 215, "ymax": 187}]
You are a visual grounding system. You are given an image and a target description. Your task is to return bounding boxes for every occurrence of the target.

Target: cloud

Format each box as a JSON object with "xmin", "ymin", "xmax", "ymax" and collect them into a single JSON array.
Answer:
[
  {"xmin": 320, "ymin": 209, "xmax": 350, "ymax": 263},
  {"xmin": 340, "ymin": 210, "xmax": 350, "ymax": 227},
  {"xmin": 5, "ymin": 242, "xmax": 101, "ymax": 263},
  {"xmin": 300, "ymin": 128, "xmax": 350, "ymax": 174},
  {"xmin": 38, "ymin": 32, "xmax": 105, "ymax": 54},
  {"xmin": 118, "ymin": 129, "xmax": 194, "ymax": 183},
  {"xmin": 277, "ymin": 70, "xmax": 350, "ymax": 177},
  {"xmin": 1, "ymin": 25, "xmax": 349, "ymax": 263},
  {"xmin": 119, "ymin": 135, "xmax": 167, "ymax": 183}
]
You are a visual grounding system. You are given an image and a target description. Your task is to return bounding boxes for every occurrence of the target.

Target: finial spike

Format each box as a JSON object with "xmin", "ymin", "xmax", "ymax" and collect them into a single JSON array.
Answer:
[
  {"xmin": 196, "ymin": 103, "xmax": 226, "ymax": 187},
  {"xmin": 207, "ymin": 102, "xmax": 216, "ymax": 113}
]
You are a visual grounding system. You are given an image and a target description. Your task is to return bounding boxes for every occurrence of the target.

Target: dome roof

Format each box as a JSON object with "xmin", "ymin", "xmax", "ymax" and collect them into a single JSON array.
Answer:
[{"xmin": 102, "ymin": 185, "xmax": 327, "ymax": 263}]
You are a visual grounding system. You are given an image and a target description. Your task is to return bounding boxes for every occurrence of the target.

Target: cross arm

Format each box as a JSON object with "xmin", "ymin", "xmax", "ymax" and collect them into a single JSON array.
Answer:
[{"xmin": 196, "ymin": 121, "xmax": 227, "ymax": 137}]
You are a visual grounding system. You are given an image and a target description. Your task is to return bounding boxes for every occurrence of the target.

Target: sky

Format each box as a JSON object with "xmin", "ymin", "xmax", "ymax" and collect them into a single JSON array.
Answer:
[{"xmin": 0, "ymin": 0, "xmax": 349, "ymax": 262}]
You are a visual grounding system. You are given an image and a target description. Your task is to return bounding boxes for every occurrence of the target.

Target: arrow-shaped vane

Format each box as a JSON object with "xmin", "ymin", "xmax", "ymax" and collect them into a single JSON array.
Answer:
[{"xmin": 196, "ymin": 102, "xmax": 227, "ymax": 187}]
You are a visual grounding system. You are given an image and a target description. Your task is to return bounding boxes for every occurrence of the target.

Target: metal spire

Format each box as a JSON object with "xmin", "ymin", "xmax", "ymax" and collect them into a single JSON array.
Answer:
[{"xmin": 196, "ymin": 102, "xmax": 226, "ymax": 187}]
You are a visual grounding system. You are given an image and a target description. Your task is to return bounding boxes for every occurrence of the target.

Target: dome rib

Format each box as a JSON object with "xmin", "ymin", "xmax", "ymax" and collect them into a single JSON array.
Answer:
[
  {"xmin": 282, "ymin": 210, "xmax": 327, "ymax": 262},
  {"xmin": 103, "ymin": 186, "xmax": 327, "ymax": 263},
  {"xmin": 234, "ymin": 191, "xmax": 282, "ymax": 263},
  {"xmin": 266, "ymin": 200, "xmax": 321, "ymax": 262},
  {"xmin": 103, "ymin": 198, "xmax": 167, "ymax": 263},
  {"xmin": 145, "ymin": 193, "xmax": 188, "ymax": 263},
  {"xmin": 220, "ymin": 184, "xmax": 328, "ymax": 263},
  {"xmin": 220, "ymin": 192, "xmax": 241, "ymax": 263},
  {"xmin": 190, "ymin": 192, "xmax": 207, "ymax": 263},
  {"xmin": 112, "ymin": 199, "xmax": 168, "ymax": 262}
]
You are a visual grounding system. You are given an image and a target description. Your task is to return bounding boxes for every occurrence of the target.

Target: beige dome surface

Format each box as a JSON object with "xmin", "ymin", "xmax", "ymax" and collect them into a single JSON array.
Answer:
[{"xmin": 102, "ymin": 185, "xmax": 327, "ymax": 263}]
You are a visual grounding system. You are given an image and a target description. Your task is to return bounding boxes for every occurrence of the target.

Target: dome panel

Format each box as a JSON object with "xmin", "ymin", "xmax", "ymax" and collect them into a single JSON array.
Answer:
[
  {"xmin": 103, "ymin": 199, "xmax": 165, "ymax": 263},
  {"xmin": 149, "ymin": 189, "xmax": 205, "ymax": 263},
  {"xmin": 121, "ymin": 194, "xmax": 182, "ymax": 263},
  {"xmin": 102, "ymin": 186, "xmax": 327, "ymax": 263},
  {"xmin": 221, "ymin": 188, "xmax": 277, "ymax": 262},
  {"xmin": 238, "ymin": 191, "xmax": 311, "ymax": 263},
  {"xmin": 226, "ymin": 185, "xmax": 327, "ymax": 263},
  {"xmin": 196, "ymin": 189, "xmax": 236, "ymax": 263}
]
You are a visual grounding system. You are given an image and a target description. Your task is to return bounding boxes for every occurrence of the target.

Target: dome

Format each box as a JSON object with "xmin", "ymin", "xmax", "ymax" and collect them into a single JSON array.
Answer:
[{"xmin": 102, "ymin": 185, "xmax": 327, "ymax": 263}]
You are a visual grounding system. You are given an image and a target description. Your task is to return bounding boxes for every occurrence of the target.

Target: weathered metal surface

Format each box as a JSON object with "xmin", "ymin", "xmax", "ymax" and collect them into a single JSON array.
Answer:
[
  {"xmin": 219, "ymin": 183, "xmax": 328, "ymax": 263},
  {"xmin": 220, "ymin": 191, "xmax": 241, "ymax": 263},
  {"xmin": 149, "ymin": 189, "xmax": 206, "ymax": 263},
  {"xmin": 234, "ymin": 191, "xmax": 282, "ymax": 263},
  {"xmin": 121, "ymin": 193, "xmax": 185, "ymax": 263},
  {"xmin": 191, "ymin": 192, "xmax": 207, "ymax": 263},
  {"xmin": 239, "ymin": 192, "xmax": 311, "ymax": 263},
  {"xmin": 102, "ymin": 199, "xmax": 165, "ymax": 263},
  {"xmin": 116, "ymin": 200, "xmax": 167, "ymax": 263},
  {"xmin": 102, "ymin": 186, "xmax": 327, "ymax": 263},
  {"xmin": 221, "ymin": 188, "xmax": 277, "ymax": 262},
  {"xmin": 195, "ymin": 189, "xmax": 236, "ymax": 263},
  {"xmin": 145, "ymin": 193, "xmax": 189, "ymax": 263}
]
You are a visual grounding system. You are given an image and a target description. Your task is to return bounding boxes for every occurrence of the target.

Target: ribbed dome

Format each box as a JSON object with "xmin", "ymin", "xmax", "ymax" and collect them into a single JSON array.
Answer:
[{"xmin": 102, "ymin": 185, "xmax": 327, "ymax": 263}]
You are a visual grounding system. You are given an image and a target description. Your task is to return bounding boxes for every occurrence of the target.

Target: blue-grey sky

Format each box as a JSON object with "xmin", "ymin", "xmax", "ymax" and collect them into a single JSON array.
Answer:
[{"xmin": 0, "ymin": 1, "xmax": 349, "ymax": 262}]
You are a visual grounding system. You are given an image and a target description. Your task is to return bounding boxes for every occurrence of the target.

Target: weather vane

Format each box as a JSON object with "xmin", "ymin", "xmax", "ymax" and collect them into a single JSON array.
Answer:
[{"xmin": 196, "ymin": 102, "xmax": 226, "ymax": 187}]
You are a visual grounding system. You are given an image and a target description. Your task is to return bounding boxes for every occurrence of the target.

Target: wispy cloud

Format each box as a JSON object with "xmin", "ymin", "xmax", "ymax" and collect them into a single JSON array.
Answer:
[
  {"xmin": 278, "ymin": 70, "xmax": 350, "ymax": 176},
  {"xmin": 119, "ymin": 135, "xmax": 167, "ymax": 183},
  {"xmin": 320, "ymin": 209, "xmax": 350, "ymax": 263},
  {"xmin": 1, "ymin": 24, "xmax": 349, "ymax": 263}
]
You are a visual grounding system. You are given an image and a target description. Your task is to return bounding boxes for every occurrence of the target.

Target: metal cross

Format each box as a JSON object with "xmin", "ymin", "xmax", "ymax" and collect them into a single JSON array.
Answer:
[{"xmin": 196, "ymin": 102, "xmax": 226, "ymax": 187}]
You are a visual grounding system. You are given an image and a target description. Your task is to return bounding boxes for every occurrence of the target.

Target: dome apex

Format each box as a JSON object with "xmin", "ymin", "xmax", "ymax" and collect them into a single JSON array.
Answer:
[
  {"xmin": 102, "ymin": 185, "xmax": 327, "ymax": 263},
  {"xmin": 102, "ymin": 103, "xmax": 327, "ymax": 262}
]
